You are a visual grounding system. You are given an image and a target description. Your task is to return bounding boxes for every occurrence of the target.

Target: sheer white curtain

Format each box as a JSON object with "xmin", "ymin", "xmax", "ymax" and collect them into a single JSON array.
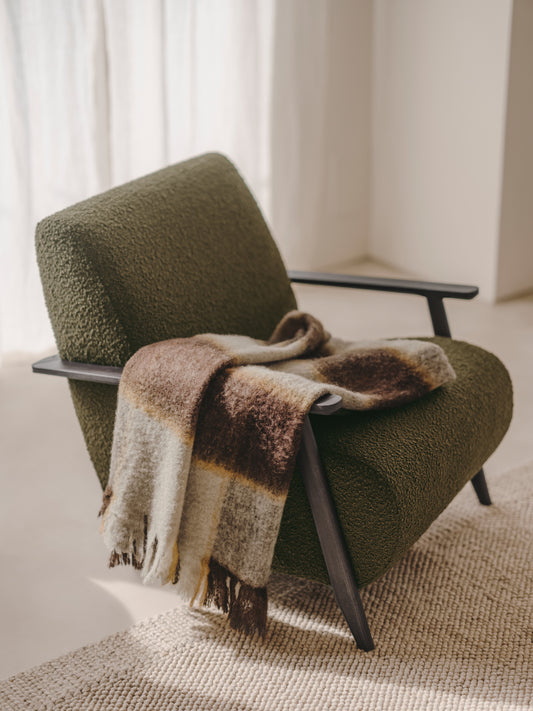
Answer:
[
  {"xmin": 0, "ymin": 0, "xmax": 364, "ymax": 358},
  {"xmin": 0, "ymin": 0, "xmax": 111, "ymax": 357},
  {"xmin": 102, "ymin": 0, "xmax": 274, "ymax": 199}
]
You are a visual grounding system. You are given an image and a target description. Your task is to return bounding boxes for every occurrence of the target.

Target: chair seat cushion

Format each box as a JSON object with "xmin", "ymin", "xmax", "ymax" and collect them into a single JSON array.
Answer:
[{"xmin": 273, "ymin": 337, "xmax": 513, "ymax": 587}]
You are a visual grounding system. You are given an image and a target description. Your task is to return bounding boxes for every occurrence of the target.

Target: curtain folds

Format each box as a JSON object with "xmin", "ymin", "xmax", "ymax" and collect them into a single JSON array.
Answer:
[
  {"xmin": 0, "ymin": 0, "xmax": 363, "ymax": 358},
  {"xmin": 0, "ymin": 0, "xmax": 111, "ymax": 356}
]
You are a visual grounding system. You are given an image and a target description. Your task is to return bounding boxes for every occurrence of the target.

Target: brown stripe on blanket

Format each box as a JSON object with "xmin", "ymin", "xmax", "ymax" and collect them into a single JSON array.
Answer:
[
  {"xmin": 120, "ymin": 337, "xmax": 233, "ymax": 432},
  {"xmin": 267, "ymin": 311, "xmax": 327, "ymax": 353},
  {"xmin": 315, "ymin": 349, "xmax": 434, "ymax": 407},
  {"xmin": 192, "ymin": 369, "xmax": 311, "ymax": 495}
]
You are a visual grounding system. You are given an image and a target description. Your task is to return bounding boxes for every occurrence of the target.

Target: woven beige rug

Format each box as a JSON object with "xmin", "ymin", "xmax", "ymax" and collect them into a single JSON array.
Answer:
[{"xmin": 2, "ymin": 463, "xmax": 532, "ymax": 711}]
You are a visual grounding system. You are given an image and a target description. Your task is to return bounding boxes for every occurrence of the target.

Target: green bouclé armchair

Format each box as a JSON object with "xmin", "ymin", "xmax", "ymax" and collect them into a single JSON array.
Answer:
[{"xmin": 33, "ymin": 153, "xmax": 513, "ymax": 651}]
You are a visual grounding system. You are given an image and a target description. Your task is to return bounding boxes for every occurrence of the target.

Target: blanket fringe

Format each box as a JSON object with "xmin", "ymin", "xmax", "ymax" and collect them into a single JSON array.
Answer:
[
  {"xmin": 205, "ymin": 558, "xmax": 267, "ymax": 638},
  {"xmin": 229, "ymin": 580, "xmax": 267, "ymax": 638},
  {"xmin": 107, "ymin": 514, "xmax": 148, "ymax": 571},
  {"xmin": 105, "ymin": 532, "xmax": 267, "ymax": 637},
  {"xmin": 108, "ymin": 545, "xmax": 143, "ymax": 570},
  {"xmin": 205, "ymin": 559, "xmax": 230, "ymax": 613}
]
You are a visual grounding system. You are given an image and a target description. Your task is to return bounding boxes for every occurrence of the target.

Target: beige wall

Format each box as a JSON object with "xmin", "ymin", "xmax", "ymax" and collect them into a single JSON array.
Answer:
[
  {"xmin": 271, "ymin": 0, "xmax": 372, "ymax": 270},
  {"xmin": 269, "ymin": 0, "xmax": 532, "ymax": 298},
  {"xmin": 370, "ymin": 0, "xmax": 514, "ymax": 299},
  {"xmin": 496, "ymin": 0, "xmax": 533, "ymax": 300}
]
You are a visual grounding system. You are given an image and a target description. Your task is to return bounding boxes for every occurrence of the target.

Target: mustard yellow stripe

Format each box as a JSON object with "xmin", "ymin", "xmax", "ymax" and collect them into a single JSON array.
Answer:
[{"xmin": 166, "ymin": 540, "xmax": 180, "ymax": 585}]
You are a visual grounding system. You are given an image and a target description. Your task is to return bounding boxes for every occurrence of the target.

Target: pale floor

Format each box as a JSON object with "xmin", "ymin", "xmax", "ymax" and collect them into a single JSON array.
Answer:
[{"xmin": 1, "ymin": 260, "xmax": 532, "ymax": 679}]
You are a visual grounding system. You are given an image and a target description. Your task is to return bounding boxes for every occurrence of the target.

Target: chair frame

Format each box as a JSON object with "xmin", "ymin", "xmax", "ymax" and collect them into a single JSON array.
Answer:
[{"xmin": 32, "ymin": 271, "xmax": 491, "ymax": 652}]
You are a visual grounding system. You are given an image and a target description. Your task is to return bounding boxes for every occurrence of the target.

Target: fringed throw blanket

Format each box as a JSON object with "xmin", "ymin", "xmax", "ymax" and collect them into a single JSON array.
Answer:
[{"xmin": 100, "ymin": 311, "xmax": 455, "ymax": 636}]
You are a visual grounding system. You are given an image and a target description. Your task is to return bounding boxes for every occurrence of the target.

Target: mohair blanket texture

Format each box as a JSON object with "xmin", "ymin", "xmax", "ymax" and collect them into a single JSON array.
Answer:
[{"xmin": 99, "ymin": 311, "xmax": 455, "ymax": 636}]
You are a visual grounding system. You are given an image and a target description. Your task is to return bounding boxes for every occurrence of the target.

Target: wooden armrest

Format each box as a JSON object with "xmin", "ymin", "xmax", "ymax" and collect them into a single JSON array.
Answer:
[
  {"xmin": 32, "ymin": 355, "xmax": 123, "ymax": 384},
  {"xmin": 288, "ymin": 270, "xmax": 478, "ymax": 300},
  {"xmin": 31, "ymin": 355, "xmax": 343, "ymax": 415},
  {"xmin": 310, "ymin": 393, "xmax": 343, "ymax": 415}
]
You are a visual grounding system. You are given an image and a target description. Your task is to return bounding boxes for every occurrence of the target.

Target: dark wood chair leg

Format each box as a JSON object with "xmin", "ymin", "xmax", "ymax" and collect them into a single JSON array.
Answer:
[
  {"xmin": 471, "ymin": 468, "xmax": 492, "ymax": 505},
  {"xmin": 297, "ymin": 416, "xmax": 375, "ymax": 651},
  {"xmin": 425, "ymin": 298, "xmax": 492, "ymax": 509}
]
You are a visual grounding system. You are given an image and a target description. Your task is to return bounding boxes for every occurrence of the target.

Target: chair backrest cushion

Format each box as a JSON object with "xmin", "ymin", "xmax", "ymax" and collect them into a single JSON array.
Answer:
[
  {"xmin": 36, "ymin": 153, "xmax": 296, "ymax": 365},
  {"xmin": 36, "ymin": 153, "xmax": 297, "ymax": 485}
]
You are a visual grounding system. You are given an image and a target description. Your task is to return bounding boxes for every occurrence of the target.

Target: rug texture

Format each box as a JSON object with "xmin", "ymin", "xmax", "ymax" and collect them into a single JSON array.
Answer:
[{"xmin": 2, "ymin": 463, "xmax": 531, "ymax": 711}]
